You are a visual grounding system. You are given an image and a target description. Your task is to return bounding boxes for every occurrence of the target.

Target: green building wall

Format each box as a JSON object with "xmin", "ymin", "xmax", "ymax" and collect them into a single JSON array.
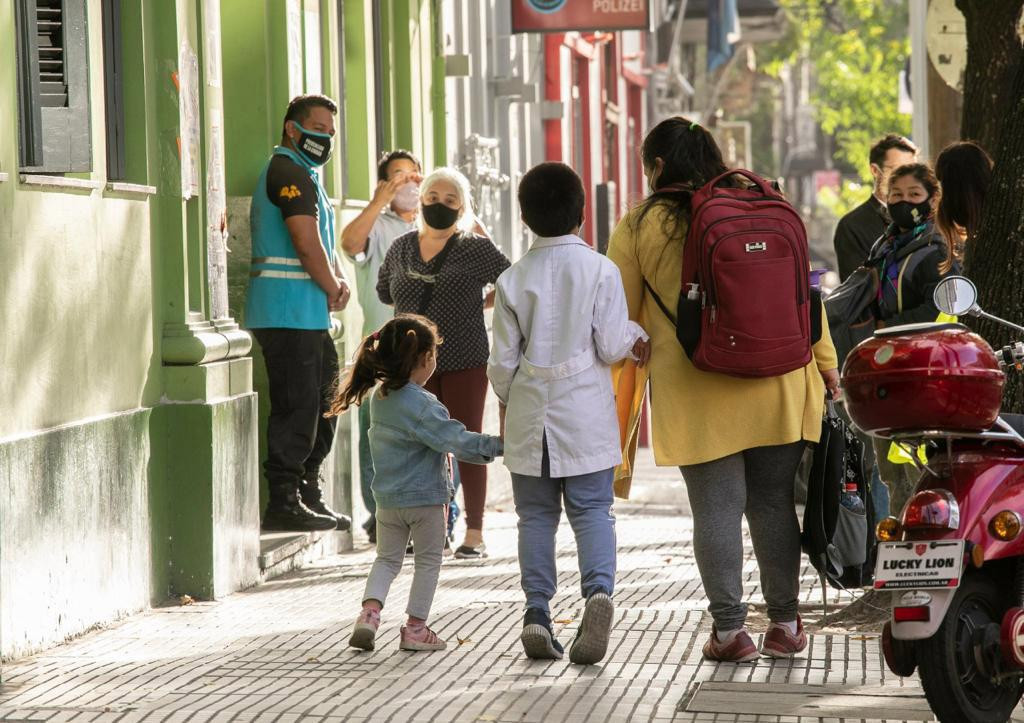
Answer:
[{"xmin": 0, "ymin": 0, "xmax": 260, "ymax": 660}]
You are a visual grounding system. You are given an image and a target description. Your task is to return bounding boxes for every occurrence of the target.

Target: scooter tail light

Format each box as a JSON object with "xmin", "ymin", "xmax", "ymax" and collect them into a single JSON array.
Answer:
[
  {"xmin": 903, "ymin": 489, "xmax": 960, "ymax": 531},
  {"xmin": 894, "ymin": 606, "xmax": 931, "ymax": 623}
]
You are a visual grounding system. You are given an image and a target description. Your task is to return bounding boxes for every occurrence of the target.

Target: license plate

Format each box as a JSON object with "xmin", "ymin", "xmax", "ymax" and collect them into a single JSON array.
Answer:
[{"xmin": 873, "ymin": 540, "xmax": 965, "ymax": 590}]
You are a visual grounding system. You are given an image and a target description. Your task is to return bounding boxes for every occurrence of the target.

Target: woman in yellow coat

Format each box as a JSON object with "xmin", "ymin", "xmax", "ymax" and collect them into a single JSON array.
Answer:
[{"xmin": 607, "ymin": 117, "xmax": 840, "ymax": 663}]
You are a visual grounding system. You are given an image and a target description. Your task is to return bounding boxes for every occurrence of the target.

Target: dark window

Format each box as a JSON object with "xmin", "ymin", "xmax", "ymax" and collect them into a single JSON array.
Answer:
[
  {"xmin": 14, "ymin": 0, "xmax": 92, "ymax": 173},
  {"xmin": 101, "ymin": 0, "xmax": 125, "ymax": 180},
  {"xmin": 371, "ymin": 1, "xmax": 386, "ymax": 158}
]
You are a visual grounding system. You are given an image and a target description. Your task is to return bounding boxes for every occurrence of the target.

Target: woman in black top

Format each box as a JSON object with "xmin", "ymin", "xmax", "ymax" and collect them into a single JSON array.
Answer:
[
  {"xmin": 378, "ymin": 167, "xmax": 510, "ymax": 558},
  {"xmin": 869, "ymin": 162, "xmax": 957, "ymax": 518}
]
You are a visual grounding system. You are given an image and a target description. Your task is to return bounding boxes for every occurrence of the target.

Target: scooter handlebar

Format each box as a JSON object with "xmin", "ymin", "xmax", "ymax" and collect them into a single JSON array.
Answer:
[{"xmin": 995, "ymin": 342, "xmax": 1024, "ymax": 370}]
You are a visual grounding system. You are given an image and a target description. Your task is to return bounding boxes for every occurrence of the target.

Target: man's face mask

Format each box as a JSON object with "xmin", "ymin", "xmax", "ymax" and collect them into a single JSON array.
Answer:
[
  {"xmin": 292, "ymin": 122, "xmax": 332, "ymax": 166},
  {"xmin": 392, "ymin": 182, "xmax": 420, "ymax": 212}
]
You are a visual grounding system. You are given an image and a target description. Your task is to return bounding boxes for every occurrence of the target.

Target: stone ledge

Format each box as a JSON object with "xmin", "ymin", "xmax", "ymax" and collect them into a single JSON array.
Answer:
[
  {"xmin": 19, "ymin": 174, "xmax": 104, "ymax": 191},
  {"xmin": 105, "ymin": 181, "xmax": 158, "ymax": 196},
  {"xmin": 258, "ymin": 529, "xmax": 353, "ymax": 578}
]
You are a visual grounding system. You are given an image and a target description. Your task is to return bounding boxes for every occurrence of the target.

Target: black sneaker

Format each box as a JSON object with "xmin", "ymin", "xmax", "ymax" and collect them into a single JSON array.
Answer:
[
  {"xmin": 363, "ymin": 517, "xmax": 377, "ymax": 545},
  {"xmin": 453, "ymin": 543, "xmax": 487, "ymax": 559},
  {"xmin": 521, "ymin": 608, "xmax": 564, "ymax": 660},
  {"xmin": 568, "ymin": 593, "xmax": 614, "ymax": 665},
  {"xmin": 299, "ymin": 478, "xmax": 352, "ymax": 531},
  {"xmin": 262, "ymin": 499, "xmax": 337, "ymax": 532}
]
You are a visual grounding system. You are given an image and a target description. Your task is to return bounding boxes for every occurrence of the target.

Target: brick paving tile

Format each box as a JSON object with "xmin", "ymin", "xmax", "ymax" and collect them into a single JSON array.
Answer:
[{"xmin": 0, "ymin": 451, "xmax": 994, "ymax": 722}]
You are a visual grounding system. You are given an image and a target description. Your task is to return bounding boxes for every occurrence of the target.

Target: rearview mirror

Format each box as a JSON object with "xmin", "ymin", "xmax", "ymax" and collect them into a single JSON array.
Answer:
[{"xmin": 934, "ymin": 276, "xmax": 978, "ymax": 317}]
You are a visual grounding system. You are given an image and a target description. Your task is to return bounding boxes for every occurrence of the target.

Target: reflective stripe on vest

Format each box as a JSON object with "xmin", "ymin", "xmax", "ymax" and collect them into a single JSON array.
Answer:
[{"xmin": 249, "ymin": 269, "xmax": 312, "ymax": 280}]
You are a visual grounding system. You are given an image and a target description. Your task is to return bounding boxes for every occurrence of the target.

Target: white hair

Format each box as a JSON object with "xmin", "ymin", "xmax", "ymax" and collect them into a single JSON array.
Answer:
[{"xmin": 419, "ymin": 166, "xmax": 477, "ymax": 234}]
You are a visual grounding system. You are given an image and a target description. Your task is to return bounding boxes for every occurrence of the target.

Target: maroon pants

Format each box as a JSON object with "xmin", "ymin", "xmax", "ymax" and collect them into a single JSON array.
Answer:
[{"xmin": 424, "ymin": 365, "xmax": 488, "ymax": 530}]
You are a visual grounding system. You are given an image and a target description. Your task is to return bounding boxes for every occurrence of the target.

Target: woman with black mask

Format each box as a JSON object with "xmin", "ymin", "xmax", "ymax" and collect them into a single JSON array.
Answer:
[
  {"xmin": 872, "ymin": 162, "xmax": 956, "ymax": 328},
  {"xmin": 377, "ymin": 167, "xmax": 510, "ymax": 559},
  {"xmin": 868, "ymin": 162, "xmax": 958, "ymax": 517}
]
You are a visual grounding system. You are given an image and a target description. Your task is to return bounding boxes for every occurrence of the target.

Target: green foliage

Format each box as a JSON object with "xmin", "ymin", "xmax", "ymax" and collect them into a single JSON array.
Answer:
[{"xmin": 761, "ymin": 0, "xmax": 912, "ymax": 214}]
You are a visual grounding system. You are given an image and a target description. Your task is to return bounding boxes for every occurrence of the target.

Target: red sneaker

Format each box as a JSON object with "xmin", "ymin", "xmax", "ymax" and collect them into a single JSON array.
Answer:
[
  {"xmin": 702, "ymin": 625, "xmax": 759, "ymax": 663},
  {"xmin": 761, "ymin": 617, "xmax": 807, "ymax": 658}
]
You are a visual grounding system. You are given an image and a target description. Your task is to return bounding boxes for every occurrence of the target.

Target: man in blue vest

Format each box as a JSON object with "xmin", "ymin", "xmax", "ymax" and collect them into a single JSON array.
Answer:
[{"xmin": 245, "ymin": 94, "xmax": 352, "ymax": 532}]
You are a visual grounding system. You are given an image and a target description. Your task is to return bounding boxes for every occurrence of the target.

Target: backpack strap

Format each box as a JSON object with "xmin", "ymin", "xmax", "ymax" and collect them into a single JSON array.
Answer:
[
  {"xmin": 895, "ymin": 254, "xmax": 913, "ymax": 314},
  {"xmin": 643, "ymin": 279, "xmax": 677, "ymax": 326}
]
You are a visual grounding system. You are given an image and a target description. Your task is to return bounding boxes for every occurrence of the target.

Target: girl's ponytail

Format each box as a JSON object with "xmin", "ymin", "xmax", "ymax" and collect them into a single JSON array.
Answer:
[{"xmin": 328, "ymin": 315, "xmax": 440, "ymax": 416}]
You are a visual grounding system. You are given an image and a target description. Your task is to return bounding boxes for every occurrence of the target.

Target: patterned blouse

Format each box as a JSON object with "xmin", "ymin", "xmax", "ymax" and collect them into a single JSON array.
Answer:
[{"xmin": 377, "ymin": 231, "xmax": 511, "ymax": 372}]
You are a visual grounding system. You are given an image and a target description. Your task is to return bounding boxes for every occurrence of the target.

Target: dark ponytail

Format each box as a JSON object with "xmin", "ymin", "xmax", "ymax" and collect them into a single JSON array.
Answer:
[
  {"xmin": 328, "ymin": 314, "xmax": 440, "ymax": 415},
  {"xmin": 934, "ymin": 141, "xmax": 992, "ymax": 274},
  {"xmin": 632, "ymin": 116, "xmax": 729, "ymax": 242}
]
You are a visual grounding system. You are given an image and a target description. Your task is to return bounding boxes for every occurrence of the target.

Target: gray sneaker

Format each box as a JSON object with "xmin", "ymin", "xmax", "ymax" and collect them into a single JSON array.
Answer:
[{"xmin": 568, "ymin": 593, "xmax": 614, "ymax": 665}]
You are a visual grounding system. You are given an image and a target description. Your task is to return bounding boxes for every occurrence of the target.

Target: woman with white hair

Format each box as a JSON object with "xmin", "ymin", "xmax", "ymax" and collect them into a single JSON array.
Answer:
[{"xmin": 377, "ymin": 167, "xmax": 511, "ymax": 558}]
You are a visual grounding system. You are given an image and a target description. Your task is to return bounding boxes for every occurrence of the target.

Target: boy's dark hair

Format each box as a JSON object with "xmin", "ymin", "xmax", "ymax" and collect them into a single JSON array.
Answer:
[
  {"xmin": 329, "ymin": 315, "xmax": 440, "ymax": 414},
  {"xmin": 518, "ymin": 162, "xmax": 586, "ymax": 237},
  {"xmin": 869, "ymin": 134, "xmax": 918, "ymax": 167},
  {"xmin": 378, "ymin": 149, "xmax": 422, "ymax": 182},
  {"xmin": 281, "ymin": 94, "xmax": 337, "ymax": 138}
]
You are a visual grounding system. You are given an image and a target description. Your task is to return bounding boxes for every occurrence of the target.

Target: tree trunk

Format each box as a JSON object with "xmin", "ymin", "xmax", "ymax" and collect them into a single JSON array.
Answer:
[
  {"xmin": 955, "ymin": 0, "xmax": 1023, "ymax": 152},
  {"xmin": 963, "ymin": 51, "xmax": 1024, "ymax": 413}
]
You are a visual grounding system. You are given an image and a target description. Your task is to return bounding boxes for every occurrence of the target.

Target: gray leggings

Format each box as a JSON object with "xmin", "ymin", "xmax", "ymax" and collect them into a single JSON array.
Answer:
[
  {"xmin": 680, "ymin": 441, "xmax": 806, "ymax": 631},
  {"xmin": 363, "ymin": 505, "xmax": 447, "ymax": 620}
]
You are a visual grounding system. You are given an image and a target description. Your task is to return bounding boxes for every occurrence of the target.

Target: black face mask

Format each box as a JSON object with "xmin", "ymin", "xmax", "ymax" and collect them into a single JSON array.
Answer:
[
  {"xmin": 293, "ymin": 122, "xmax": 332, "ymax": 166},
  {"xmin": 889, "ymin": 199, "xmax": 932, "ymax": 230},
  {"xmin": 422, "ymin": 202, "xmax": 460, "ymax": 230}
]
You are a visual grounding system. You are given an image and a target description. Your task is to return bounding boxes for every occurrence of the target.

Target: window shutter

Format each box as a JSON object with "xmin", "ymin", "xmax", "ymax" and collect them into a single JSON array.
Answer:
[
  {"xmin": 17, "ymin": 0, "xmax": 92, "ymax": 174},
  {"xmin": 14, "ymin": 0, "xmax": 44, "ymax": 167}
]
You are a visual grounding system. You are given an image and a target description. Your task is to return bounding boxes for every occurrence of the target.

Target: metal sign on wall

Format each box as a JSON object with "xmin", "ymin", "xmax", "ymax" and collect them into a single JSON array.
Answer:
[{"xmin": 511, "ymin": 0, "xmax": 650, "ymax": 33}]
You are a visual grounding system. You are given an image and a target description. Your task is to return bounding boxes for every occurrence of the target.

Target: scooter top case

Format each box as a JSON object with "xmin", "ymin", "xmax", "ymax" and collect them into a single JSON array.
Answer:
[{"xmin": 842, "ymin": 322, "xmax": 1004, "ymax": 436}]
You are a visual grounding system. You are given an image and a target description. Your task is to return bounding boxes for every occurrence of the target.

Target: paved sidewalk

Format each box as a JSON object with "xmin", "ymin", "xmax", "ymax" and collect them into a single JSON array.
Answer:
[{"xmin": 0, "ymin": 452, "xmax": 1004, "ymax": 722}]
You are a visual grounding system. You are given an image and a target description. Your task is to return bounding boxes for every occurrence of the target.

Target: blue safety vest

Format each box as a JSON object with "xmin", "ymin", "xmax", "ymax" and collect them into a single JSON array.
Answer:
[{"xmin": 244, "ymin": 146, "xmax": 335, "ymax": 330}]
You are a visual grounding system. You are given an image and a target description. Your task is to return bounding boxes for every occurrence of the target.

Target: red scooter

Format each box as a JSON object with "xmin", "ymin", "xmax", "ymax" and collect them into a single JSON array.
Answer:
[{"xmin": 842, "ymin": 275, "xmax": 1024, "ymax": 723}]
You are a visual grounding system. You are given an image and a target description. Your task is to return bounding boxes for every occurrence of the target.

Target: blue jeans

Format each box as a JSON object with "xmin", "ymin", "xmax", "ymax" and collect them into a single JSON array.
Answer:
[
  {"xmin": 510, "ymin": 443, "xmax": 616, "ymax": 615},
  {"xmin": 358, "ymin": 403, "xmax": 376, "ymax": 517},
  {"xmin": 871, "ymin": 464, "xmax": 891, "ymax": 520}
]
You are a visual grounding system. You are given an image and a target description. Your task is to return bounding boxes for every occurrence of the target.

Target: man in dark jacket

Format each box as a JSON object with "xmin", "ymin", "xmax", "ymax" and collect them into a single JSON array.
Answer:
[{"xmin": 832, "ymin": 134, "xmax": 917, "ymax": 280}]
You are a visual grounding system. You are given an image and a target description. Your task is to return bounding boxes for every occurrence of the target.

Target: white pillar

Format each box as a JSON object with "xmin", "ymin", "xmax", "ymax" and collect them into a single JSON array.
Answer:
[{"xmin": 909, "ymin": 0, "xmax": 930, "ymax": 160}]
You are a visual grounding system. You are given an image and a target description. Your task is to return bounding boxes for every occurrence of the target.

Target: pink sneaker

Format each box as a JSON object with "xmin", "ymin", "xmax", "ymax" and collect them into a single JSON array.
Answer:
[
  {"xmin": 761, "ymin": 617, "xmax": 808, "ymax": 658},
  {"xmin": 348, "ymin": 608, "xmax": 380, "ymax": 651},
  {"xmin": 399, "ymin": 624, "xmax": 446, "ymax": 651},
  {"xmin": 702, "ymin": 625, "xmax": 759, "ymax": 663}
]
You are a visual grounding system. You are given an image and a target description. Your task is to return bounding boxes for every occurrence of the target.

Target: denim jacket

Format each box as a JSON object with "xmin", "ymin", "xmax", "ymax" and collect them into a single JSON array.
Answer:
[{"xmin": 369, "ymin": 382, "xmax": 503, "ymax": 508}]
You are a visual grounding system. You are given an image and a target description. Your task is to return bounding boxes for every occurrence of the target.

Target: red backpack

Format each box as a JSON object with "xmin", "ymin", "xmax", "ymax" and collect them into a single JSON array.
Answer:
[{"xmin": 644, "ymin": 169, "xmax": 812, "ymax": 378}]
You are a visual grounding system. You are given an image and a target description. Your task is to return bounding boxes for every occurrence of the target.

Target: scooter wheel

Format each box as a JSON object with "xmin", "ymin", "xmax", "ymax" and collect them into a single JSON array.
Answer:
[{"xmin": 916, "ymin": 573, "xmax": 1024, "ymax": 723}]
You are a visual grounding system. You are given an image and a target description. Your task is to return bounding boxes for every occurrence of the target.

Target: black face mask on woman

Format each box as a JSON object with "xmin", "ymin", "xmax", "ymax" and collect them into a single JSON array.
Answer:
[
  {"xmin": 889, "ymin": 198, "xmax": 932, "ymax": 230},
  {"xmin": 421, "ymin": 202, "xmax": 460, "ymax": 230}
]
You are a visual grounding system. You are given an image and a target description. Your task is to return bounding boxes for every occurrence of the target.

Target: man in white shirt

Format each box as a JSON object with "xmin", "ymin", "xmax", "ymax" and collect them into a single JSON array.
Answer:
[
  {"xmin": 488, "ymin": 162, "xmax": 649, "ymax": 665},
  {"xmin": 341, "ymin": 150, "xmax": 422, "ymax": 541}
]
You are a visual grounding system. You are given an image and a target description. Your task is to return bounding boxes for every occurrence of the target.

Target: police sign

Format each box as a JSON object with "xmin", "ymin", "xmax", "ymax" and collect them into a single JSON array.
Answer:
[{"xmin": 511, "ymin": 0, "xmax": 650, "ymax": 33}]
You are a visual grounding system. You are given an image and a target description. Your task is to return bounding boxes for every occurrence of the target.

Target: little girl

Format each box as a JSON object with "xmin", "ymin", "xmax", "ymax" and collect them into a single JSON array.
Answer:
[{"xmin": 331, "ymin": 314, "xmax": 503, "ymax": 652}]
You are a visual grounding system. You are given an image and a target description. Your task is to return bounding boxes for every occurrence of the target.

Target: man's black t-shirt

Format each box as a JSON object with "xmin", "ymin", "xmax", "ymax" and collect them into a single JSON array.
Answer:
[
  {"xmin": 833, "ymin": 195, "xmax": 890, "ymax": 281},
  {"xmin": 266, "ymin": 154, "xmax": 318, "ymax": 219}
]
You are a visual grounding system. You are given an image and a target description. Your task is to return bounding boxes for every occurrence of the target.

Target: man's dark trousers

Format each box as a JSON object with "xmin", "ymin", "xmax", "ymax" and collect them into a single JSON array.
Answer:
[{"xmin": 253, "ymin": 328, "xmax": 338, "ymax": 501}]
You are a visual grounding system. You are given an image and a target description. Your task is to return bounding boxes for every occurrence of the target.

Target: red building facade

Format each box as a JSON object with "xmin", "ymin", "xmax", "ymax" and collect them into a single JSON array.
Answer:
[{"xmin": 542, "ymin": 31, "xmax": 649, "ymax": 251}]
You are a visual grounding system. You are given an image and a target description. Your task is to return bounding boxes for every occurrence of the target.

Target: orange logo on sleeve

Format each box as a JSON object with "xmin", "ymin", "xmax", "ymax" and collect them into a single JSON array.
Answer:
[{"xmin": 279, "ymin": 185, "xmax": 302, "ymax": 200}]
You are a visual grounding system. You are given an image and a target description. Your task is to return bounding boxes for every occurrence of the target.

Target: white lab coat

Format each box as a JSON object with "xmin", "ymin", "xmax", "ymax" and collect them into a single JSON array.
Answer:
[{"xmin": 488, "ymin": 234, "xmax": 647, "ymax": 478}]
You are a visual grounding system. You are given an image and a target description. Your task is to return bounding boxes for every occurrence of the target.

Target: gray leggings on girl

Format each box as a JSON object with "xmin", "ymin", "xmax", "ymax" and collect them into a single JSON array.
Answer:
[{"xmin": 680, "ymin": 441, "xmax": 806, "ymax": 632}]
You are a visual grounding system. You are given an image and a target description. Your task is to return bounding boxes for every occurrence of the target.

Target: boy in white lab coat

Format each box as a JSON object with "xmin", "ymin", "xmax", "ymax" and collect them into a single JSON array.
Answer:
[{"xmin": 488, "ymin": 162, "xmax": 649, "ymax": 665}]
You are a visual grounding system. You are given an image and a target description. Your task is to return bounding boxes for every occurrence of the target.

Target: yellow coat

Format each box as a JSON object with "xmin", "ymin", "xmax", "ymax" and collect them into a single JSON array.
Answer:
[{"xmin": 606, "ymin": 203, "xmax": 839, "ymax": 467}]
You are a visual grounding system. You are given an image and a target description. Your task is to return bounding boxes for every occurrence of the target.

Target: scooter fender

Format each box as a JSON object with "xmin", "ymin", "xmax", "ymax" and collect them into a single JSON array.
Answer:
[{"xmin": 889, "ymin": 588, "xmax": 958, "ymax": 640}]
